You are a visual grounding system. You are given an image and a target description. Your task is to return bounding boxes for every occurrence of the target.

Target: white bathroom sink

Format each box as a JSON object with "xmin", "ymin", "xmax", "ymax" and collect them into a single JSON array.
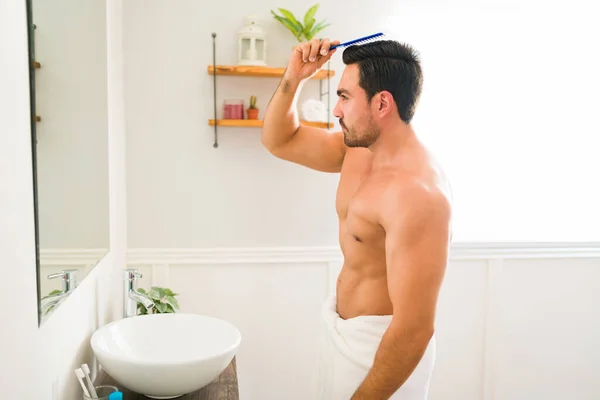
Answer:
[{"xmin": 90, "ymin": 313, "xmax": 241, "ymax": 399}]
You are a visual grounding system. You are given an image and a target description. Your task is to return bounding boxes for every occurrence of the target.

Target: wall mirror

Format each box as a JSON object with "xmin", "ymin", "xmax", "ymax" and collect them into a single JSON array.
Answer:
[{"xmin": 26, "ymin": 0, "xmax": 110, "ymax": 325}]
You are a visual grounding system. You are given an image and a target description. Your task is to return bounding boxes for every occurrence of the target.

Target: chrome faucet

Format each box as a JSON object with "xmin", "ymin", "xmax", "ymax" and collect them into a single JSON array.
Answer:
[
  {"xmin": 123, "ymin": 268, "xmax": 154, "ymax": 317},
  {"xmin": 40, "ymin": 269, "xmax": 79, "ymax": 315}
]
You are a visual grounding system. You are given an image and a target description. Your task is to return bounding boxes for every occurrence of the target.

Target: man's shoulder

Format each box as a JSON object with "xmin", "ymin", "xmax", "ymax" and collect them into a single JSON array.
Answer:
[{"xmin": 378, "ymin": 173, "xmax": 452, "ymax": 227}]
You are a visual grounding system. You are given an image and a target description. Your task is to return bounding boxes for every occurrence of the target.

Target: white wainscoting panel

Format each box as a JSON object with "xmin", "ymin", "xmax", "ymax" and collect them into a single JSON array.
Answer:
[
  {"xmin": 126, "ymin": 243, "xmax": 600, "ymax": 400},
  {"xmin": 493, "ymin": 257, "xmax": 600, "ymax": 400}
]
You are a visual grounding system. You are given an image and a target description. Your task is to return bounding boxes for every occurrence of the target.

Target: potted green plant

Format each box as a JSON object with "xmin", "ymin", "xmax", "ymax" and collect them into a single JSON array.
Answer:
[
  {"xmin": 271, "ymin": 4, "xmax": 330, "ymax": 44},
  {"xmin": 247, "ymin": 95, "xmax": 259, "ymax": 119},
  {"xmin": 136, "ymin": 286, "xmax": 180, "ymax": 315}
]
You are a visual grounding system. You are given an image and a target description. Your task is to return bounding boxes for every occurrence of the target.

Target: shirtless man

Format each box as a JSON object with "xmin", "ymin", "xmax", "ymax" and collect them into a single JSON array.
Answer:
[{"xmin": 262, "ymin": 38, "xmax": 452, "ymax": 399}]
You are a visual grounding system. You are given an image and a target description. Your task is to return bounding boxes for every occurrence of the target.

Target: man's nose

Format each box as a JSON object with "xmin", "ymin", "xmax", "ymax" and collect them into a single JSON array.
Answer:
[{"xmin": 333, "ymin": 102, "xmax": 342, "ymax": 118}]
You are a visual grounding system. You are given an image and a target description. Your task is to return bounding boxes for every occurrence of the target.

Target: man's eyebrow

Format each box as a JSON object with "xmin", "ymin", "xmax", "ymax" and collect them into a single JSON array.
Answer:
[{"xmin": 337, "ymin": 89, "xmax": 349, "ymax": 96}]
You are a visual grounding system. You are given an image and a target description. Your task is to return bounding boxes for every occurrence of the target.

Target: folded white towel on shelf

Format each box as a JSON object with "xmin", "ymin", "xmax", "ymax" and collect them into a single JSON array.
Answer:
[
  {"xmin": 314, "ymin": 294, "xmax": 436, "ymax": 400},
  {"xmin": 301, "ymin": 99, "xmax": 328, "ymax": 122}
]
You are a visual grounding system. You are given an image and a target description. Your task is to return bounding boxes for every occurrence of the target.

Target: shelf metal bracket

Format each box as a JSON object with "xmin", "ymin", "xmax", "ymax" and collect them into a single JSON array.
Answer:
[
  {"xmin": 211, "ymin": 32, "xmax": 218, "ymax": 148},
  {"xmin": 319, "ymin": 61, "xmax": 332, "ymax": 129}
]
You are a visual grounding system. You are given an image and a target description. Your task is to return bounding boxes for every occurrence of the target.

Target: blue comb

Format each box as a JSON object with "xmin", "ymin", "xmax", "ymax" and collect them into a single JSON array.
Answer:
[{"xmin": 329, "ymin": 32, "xmax": 385, "ymax": 50}]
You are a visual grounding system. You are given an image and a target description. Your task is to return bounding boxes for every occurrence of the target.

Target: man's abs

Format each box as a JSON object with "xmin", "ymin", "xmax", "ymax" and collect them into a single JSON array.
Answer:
[
  {"xmin": 336, "ymin": 269, "xmax": 392, "ymax": 319},
  {"xmin": 335, "ymin": 234, "xmax": 393, "ymax": 319},
  {"xmin": 334, "ymin": 149, "xmax": 394, "ymax": 319}
]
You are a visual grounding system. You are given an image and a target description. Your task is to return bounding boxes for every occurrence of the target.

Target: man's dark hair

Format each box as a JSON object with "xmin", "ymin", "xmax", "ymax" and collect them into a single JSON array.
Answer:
[{"xmin": 342, "ymin": 40, "xmax": 422, "ymax": 124}]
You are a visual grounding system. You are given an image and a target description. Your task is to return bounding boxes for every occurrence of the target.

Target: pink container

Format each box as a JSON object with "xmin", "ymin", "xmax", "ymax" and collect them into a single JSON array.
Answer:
[{"xmin": 224, "ymin": 99, "xmax": 244, "ymax": 119}]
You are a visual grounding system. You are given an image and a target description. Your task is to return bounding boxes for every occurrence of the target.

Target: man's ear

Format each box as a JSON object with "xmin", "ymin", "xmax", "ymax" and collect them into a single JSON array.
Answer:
[{"xmin": 375, "ymin": 91, "xmax": 394, "ymax": 116}]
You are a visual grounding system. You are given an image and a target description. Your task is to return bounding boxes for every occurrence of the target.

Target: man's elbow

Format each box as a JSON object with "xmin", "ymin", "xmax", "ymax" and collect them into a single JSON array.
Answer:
[
  {"xmin": 389, "ymin": 318, "xmax": 435, "ymax": 343},
  {"xmin": 260, "ymin": 133, "xmax": 283, "ymax": 156},
  {"xmin": 260, "ymin": 126, "xmax": 297, "ymax": 157},
  {"xmin": 260, "ymin": 127, "xmax": 278, "ymax": 152},
  {"xmin": 260, "ymin": 130, "xmax": 272, "ymax": 151}
]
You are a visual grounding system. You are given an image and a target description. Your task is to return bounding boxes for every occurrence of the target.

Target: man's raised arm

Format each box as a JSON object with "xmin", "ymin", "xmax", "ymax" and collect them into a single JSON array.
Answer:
[{"xmin": 261, "ymin": 38, "xmax": 346, "ymax": 173}]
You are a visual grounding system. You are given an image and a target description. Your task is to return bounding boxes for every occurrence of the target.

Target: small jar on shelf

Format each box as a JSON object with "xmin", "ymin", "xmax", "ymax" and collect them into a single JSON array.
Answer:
[{"xmin": 223, "ymin": 99, "xmax": 244, "ymax": 120}]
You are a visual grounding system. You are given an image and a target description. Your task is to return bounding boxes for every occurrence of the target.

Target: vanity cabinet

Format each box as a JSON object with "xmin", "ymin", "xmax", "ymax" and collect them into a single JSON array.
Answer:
[{"xmin": 101, "ymin": 358, "xmax": 239, "ymax": 399}]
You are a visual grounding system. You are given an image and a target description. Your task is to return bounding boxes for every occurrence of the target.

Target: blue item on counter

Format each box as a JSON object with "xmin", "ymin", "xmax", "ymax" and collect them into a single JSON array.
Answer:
[{"xmin": 108, "ymin": 391, "xmax": 123, "ymax": 400}]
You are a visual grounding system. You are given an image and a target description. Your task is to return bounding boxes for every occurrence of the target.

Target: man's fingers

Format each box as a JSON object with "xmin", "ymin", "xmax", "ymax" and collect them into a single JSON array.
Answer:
[
  {"xmin": 320, "ymin": 38, "xmax": 331, "ymax": 55},
  {"xmin": 297, "ymin": 38, "xmax": 340, "ymax": 63},
  {"xmin": 308, "ymin": 38, "xmax": 321, "ymax": 62},
  {"xmin": 299, "ymin": 42, "xmax": 311, "ymax": 62}
]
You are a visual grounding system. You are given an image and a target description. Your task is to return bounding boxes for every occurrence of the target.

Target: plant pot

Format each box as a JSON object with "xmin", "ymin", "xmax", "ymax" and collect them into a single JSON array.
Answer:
[{"xmin": 247, "ymin": 108, "xmax": 259, "ymax": 120}]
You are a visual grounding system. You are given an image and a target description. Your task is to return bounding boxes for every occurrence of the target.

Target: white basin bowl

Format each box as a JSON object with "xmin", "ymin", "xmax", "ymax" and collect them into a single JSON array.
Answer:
[{"xmin": 90, "ymin": 313, "xmax": 241, "ymax": 399}]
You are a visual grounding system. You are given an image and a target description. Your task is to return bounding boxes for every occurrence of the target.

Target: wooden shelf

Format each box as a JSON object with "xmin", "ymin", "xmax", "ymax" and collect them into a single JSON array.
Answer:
[
  {"xmin": 209, "ymin": 119, "xmax": 333, "ymax": 129},
  {"xmin": 207, "ymin": 65, "xmax": 334, "ymax": 80}
]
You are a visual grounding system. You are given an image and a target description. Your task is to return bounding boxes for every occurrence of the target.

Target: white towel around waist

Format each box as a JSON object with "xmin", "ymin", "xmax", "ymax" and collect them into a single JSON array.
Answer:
[{"xmin": 314, "ymin": 294, "xmax": 436, "ymax": 400}]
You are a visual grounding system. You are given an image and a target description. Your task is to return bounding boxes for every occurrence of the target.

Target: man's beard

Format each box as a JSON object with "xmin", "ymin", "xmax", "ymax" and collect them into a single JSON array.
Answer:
[{"xmin": 341, "ymin": 118, "xmax": 379, "ymax": 148}]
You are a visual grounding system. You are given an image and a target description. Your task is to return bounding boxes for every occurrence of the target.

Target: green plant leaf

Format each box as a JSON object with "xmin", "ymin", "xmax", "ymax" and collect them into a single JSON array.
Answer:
[
  {"xmin": 137, "ymin": 303, "xmax": 148, "ymax": 315},
  {"xmin": 147, "ymin": 287, "xmax": 160, "ymax": 300},
  {"xmin": 48, "ymin": 289, "xmax": 62, "ymax": 296},
  {"xmin": 277, "ymin": 8, "xmax": 303, "ymax": 30},
  {"xmin": 131, "ymin": 286, "xmax": 180, "ymax": 314},
  {"xmin": 307, "ymin": 20, "xmax": 330, "ymax": 40},
  {"xmin": 166, "ymin": 295, "xmax": 180, "ymax": 311},
  {"xmin": 155, "ymin": 302, "xmax": 168, "ymax": 313},
  {"xmin": 272, "ymin": 15, "xmax": 300, "ymax": 36},
  {"xmin": 271, "ymin": 11, "xmax": 302, "ymax": 41},
  {"xmin": 303, "ymin": 4, "xmax": 319, "ymax": 29},
  {"xmin": 148, "ymin": 287, "xmax": 163, "ymax": 300},
  {"xmin": 304, "ymin": 17, "xmax": 315, "ymax": 37}
]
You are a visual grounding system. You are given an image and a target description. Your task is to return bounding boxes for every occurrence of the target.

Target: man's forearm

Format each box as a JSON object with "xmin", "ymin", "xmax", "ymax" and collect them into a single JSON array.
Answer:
[
  {"xmin": 261, "ymin": 72, "xmax": 305, "ymax": 150},
  {"xmin": 351, "ymin": 324, "xmax": 433, "ymax": 399}
]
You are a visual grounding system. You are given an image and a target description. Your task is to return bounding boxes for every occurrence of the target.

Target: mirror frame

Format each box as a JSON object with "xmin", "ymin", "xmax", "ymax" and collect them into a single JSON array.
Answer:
[{"xmin": 24, "ymin": 0, "xmax": 43, "ymax": 327}]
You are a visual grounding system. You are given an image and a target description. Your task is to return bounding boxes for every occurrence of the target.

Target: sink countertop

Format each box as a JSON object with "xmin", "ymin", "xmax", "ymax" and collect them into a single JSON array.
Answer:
[{"xmin": 100, "ymin": 357, "xmax": 239, "ymax": 400}]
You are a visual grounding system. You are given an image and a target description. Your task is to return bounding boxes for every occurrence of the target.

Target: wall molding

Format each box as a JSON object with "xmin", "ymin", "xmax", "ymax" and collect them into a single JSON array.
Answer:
[
  {"xmin": 449, "ymin": 241, "xmax": 600, "ymax": 259},
  {"xmin": 126, "ymin": 242, "xmax": 600, "ymax": 265},
  {"xmin": 127, "ymin": 247, "xmax": 343, "ymax": 265},
  {"xmin": 39, "ymin": 248, "xmax": 109, "ymax": 265},
  {"xmin": 39, "ymin": 243, "xmax": 600, "ymax": 267}
]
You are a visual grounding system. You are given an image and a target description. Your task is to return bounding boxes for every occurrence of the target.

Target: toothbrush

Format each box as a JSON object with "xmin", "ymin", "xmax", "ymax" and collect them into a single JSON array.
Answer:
[
  {"xmin": 329, "ymin": 32, "xmax": 385, "ymax": 50},
  {"xmin": 75, "ymin": 368, "xmax": 91, "ymax": 398},
  {"xmin": 81, "ymin": 363, "xmax": 98, "ymax": 398}
]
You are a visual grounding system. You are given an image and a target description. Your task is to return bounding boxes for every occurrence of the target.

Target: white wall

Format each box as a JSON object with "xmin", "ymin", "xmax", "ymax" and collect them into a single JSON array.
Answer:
[
  {"xmin": 0, "ymin": 1, "xmax": 40, "ymax": 397},
  {"xmin": 123, "ymin": 0, "xmax": 599, "ymax": 248},
  {"xmin": 123, "ymin": 0, "xmax": 344, "ymax": 248},
  {"xmin": 127, "ymin": 245, "xmax": 600, "ymax": 400},
  {"xmin": 0, "ymin": 0, "xmax": 127, "ymax": 398}
]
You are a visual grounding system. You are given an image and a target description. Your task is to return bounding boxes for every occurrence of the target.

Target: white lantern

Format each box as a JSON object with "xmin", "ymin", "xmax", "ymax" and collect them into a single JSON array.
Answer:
[{"xmin": 237, "ymin": 15, "xmax": 267, "ymax": 66}]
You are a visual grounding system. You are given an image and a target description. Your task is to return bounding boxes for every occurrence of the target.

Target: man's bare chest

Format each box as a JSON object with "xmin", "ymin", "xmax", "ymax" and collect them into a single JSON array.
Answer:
[{"xmin": 335, "ymin": 164, "xmax": 385, "ymax": 244}]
